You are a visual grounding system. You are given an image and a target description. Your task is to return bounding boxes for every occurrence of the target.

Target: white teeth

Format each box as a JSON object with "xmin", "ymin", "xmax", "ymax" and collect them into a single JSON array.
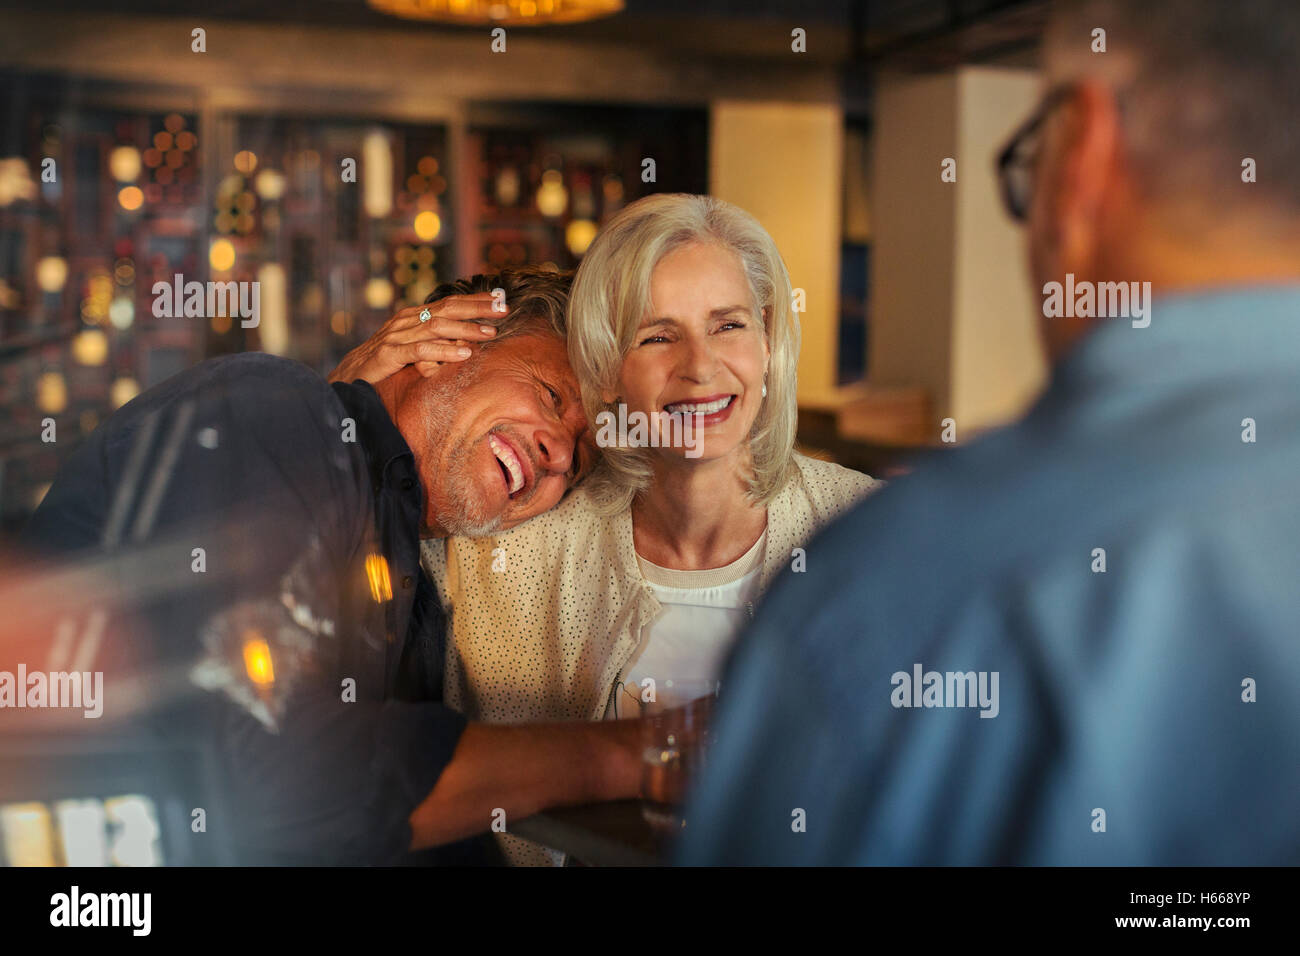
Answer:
[
  {"xmin": 665, "ymin": 396, "xmax": 732, "ymax": 415},
  {"xmin": 489, "ymin": 434, "xmax": 524, "ymax": 494}
]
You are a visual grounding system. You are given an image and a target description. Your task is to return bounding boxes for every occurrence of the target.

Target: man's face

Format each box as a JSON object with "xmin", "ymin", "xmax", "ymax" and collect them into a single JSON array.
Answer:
[{"xmin": 397, "ymin": 329, "xmax": 595, "ymax": 537}]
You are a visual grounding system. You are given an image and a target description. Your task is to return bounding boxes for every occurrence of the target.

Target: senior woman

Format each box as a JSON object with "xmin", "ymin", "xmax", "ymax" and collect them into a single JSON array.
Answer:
[{"xmin": 335, "ymin": 194, "xmax": 879, "ymax": 863}]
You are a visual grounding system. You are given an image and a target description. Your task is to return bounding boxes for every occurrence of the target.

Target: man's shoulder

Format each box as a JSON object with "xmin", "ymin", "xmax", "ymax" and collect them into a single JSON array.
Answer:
[
  {"xmin": 107, "ymin": 353, "xmax": 337, "ymax": 433},
  {"xmin": 181, "ymin": 352, "xmax": 334, "ymax": 403},
  {"xmin": 26, "ymin": 352, "xmax": 364, "ymax": 562},
  {"xmin": 110, "ymin": 352, "xmax": 360, "ymax": 502},
  {"xmin": 773, "ymin": 395, "xmax": 1300, "ymax": 656},
  {"xmin": 809, "ymin": 428, "xmax": 1027, "ymax": 555},
  {"xmin": 762, "ymin": 422, "xmax": 1098, "ymax": 666}
]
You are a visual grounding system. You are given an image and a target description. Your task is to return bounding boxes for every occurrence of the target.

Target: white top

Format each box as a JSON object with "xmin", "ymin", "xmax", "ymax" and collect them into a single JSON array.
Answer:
[{"xmin": 608, "ymin": 531, "xmax": 767, "ymax": 719}]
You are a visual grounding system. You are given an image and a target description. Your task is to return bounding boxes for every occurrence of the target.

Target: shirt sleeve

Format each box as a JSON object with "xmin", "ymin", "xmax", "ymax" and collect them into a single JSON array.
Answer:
[{"xmin": 216, "ymin": 688, "xmax": 466, "ymax": 865}]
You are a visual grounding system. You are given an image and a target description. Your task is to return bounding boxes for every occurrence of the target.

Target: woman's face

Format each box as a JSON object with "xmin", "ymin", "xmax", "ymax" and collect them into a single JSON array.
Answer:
[{"xmin": 614, "ymin": 241, "xmax": 769, "ymax": 467}]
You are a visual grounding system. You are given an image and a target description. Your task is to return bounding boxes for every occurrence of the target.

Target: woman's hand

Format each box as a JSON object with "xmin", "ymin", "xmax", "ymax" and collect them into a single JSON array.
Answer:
[{"xmin": 327, "ymin": 292, "xmax": 503, "ymax": 384}]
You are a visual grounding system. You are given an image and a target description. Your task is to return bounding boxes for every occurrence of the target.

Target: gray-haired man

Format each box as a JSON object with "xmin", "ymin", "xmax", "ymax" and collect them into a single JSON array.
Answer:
[{"xmin": 23, "ymin": 268, "xmax": 634, "ymax": 864}]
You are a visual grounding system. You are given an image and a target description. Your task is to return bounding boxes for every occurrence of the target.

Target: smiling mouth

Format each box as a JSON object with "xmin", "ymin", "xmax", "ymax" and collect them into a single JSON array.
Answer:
[
  {"xmin": 489, "ymin": 433, "xmax": 527, "ymax": 498},
  {"xmin": 664, "ymin": 395, "xmax": 735, "ymax": 416}
]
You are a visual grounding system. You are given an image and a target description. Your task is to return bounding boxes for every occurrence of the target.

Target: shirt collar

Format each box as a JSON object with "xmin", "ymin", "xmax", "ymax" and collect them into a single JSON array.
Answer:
[
  {"xmin": 330, "ymin": 379, "xmax": 415, "ymax": 492},
  {"xmin": 1051, "ymin": 284, "xmax": 1300, "ymax": 399}
]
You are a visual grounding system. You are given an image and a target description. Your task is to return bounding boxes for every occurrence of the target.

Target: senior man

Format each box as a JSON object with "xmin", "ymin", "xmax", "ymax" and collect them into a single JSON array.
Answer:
[{"xmin": 22, "ymin": 267, "xmax": 639, "ymax": 865}]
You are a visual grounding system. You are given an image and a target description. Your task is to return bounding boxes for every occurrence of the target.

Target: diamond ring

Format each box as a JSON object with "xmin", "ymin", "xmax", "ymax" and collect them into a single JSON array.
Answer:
[{"xmin": 418, "ymin": 308, "xmax": 431, "ymax": 323}]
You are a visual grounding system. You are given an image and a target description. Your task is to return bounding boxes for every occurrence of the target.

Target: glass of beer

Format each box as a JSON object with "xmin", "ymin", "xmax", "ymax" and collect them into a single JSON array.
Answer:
[{"xmin": 638, "ymin": 680, "xmax": 720, "ymax": 832}]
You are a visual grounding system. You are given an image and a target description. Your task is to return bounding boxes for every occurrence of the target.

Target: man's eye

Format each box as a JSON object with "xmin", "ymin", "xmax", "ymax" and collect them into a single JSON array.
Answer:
[{"xmin": 546, "ymin": 385, "xmax": 561, "ymax": 407}]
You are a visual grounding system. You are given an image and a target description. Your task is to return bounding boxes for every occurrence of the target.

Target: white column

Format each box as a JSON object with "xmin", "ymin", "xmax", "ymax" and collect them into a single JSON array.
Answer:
[{"xmin": 868, "ymin": 67, "xmax": 1047, "ymax": 437}]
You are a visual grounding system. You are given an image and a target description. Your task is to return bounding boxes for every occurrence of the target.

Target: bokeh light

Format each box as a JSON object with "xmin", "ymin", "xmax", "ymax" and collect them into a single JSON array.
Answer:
[
  {"xmin": 36, "ymin": 372, "xmax": 67, "ymax": 414},
  {"xmin": 209, "ymin": 238, "xmax": 236, "ymax": 272},
  {"xmin": 365, "ymin": 277, "xmax": 394, "ymax": 309},
  {"xmin": 108, "ymin": 146, "xmax": 142, "ymax": 182},
  {"xmin": 110, "ymin": 377, "xmax": 140, "ymax": 408},
  {"xmin": 72, "ymin": 329, "xmax": 109, "ymax": 366},
  {"xmin": 254, "ymin": 168, "xmax": 286, "ymax": 201},
  {"xmin": 35, "ymin": 256, "xmax": 68, "ymax": 293},
  {"xmin": 117, "ymin": 186, "xmax": 144, "ymax": 211},
  {"xmin": 565, "ymin": 218, "xmax": 598, "ymax": 255},
  {"xmin": 536, "ymin": 169, "xmax": 568, "ymax": 217},
  {"xmin": 413, "ymin": 210, "xmax": 441, "ymax": 241},
  {"xmin": 108, "ymin": 296, "xmax": 134, "ymax": 329}
]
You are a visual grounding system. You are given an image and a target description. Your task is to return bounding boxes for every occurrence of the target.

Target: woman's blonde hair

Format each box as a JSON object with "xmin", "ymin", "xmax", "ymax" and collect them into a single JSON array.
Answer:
[{"xmin": 568, "ymin": 193, "xmax": 800, "ymax": 513}]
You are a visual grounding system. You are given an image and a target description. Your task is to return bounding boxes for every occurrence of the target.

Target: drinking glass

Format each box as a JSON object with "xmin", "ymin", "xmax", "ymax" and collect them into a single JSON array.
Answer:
[{"xmin": 637, "ymin": 679, "xmax": 720, "ymax": 832}]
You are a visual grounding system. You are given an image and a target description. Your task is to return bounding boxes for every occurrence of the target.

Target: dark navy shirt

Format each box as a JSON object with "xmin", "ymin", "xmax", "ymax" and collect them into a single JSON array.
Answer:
[
  {"xmin": 23, "ymin": 352, "xmax": 468, "ymax": 865},
  {"xmin": 680, "ymin": 287, "xmax": 1300, "ymax": 866}
]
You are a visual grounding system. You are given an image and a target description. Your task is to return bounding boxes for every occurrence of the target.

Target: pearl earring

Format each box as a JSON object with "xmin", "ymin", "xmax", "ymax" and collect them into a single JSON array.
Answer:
[{"xmin": 761, "ymin": 382, "xmax": 768, "ymax": 398}]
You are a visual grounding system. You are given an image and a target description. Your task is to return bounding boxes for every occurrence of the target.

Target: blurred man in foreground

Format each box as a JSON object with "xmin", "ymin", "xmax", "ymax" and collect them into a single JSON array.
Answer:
[
  {"xmin": 681, "ymin": 0, "xmax": 1300, "ymax": 864},
  {"xmin": 20, "ymin": 268, "xmax": 641, "ymax": 865}
]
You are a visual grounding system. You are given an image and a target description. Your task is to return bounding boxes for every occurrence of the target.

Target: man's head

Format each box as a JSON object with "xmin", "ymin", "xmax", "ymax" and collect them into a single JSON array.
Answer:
[
  {"xmin": 380, "ymin": 268, "xmax": 595, "ymax": 538},
  {"xmin": 1016, "ymin": 0, "xmax": 1300, "ymax": 361}
]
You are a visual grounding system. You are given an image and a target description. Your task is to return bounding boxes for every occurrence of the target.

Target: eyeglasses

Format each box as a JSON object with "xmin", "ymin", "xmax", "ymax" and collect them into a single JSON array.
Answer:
[{"xmin": 995, "ymin": 85, "xmax": 1076, "ymax": 223}]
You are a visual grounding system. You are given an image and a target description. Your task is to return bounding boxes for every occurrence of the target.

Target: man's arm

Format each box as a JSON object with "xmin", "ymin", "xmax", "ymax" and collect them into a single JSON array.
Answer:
[{"xmin": 408, "ymin": 718, "xmax": 643, "ymax": 850}]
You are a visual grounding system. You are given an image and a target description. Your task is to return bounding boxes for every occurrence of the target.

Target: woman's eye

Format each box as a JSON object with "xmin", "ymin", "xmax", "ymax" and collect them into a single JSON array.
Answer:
[
  {"xmin": 639, "ymin": 334, "xmax": 669, "ymax": 345},
  {"xmin": 718, "ymin": 321, "xmax": 745, "ymax": 332}
]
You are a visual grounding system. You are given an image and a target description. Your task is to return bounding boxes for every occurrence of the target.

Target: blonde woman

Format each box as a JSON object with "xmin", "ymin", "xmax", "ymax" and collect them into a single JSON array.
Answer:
[{"xmin": 337, "ymin": 194, "xmax": 879, "ymax": 863}]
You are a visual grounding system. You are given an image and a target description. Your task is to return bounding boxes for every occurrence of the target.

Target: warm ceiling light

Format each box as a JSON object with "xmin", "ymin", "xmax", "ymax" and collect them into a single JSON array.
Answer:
[{"xmin": 367, "ymin": 0, "xmax": 623, "ymax": 26}]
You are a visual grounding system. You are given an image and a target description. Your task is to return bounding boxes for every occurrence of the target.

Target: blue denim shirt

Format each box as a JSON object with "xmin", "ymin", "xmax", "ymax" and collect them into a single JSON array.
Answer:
[
  {"xmin": 678, "ymin": 287, "xmax": 1300, "ymax": 865},
  {"xmin": 24, "ymin": 353, "xmax": 467, "ymax": 864}
]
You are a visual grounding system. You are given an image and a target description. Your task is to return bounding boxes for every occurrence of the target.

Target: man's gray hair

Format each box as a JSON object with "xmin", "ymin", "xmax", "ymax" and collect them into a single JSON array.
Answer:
[
  {"xmin": 425, "ymin": 267, "xmax": 572, "ymax": 346},
  {"xmin": 1046, "ymin": 0, "xmax": 1300, "ymax": 213}
]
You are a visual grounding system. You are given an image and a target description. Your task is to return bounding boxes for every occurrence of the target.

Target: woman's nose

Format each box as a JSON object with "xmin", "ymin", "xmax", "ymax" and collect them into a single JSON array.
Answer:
[{"xmin": 678, "ymin": 335, "xmax": 719, "ymax": 382}]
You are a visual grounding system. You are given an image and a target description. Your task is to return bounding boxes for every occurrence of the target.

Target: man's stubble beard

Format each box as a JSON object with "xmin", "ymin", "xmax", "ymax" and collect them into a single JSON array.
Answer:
[{"xmin": 422, "ymin": 367, "xmax": 506, "ymax": 539}]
